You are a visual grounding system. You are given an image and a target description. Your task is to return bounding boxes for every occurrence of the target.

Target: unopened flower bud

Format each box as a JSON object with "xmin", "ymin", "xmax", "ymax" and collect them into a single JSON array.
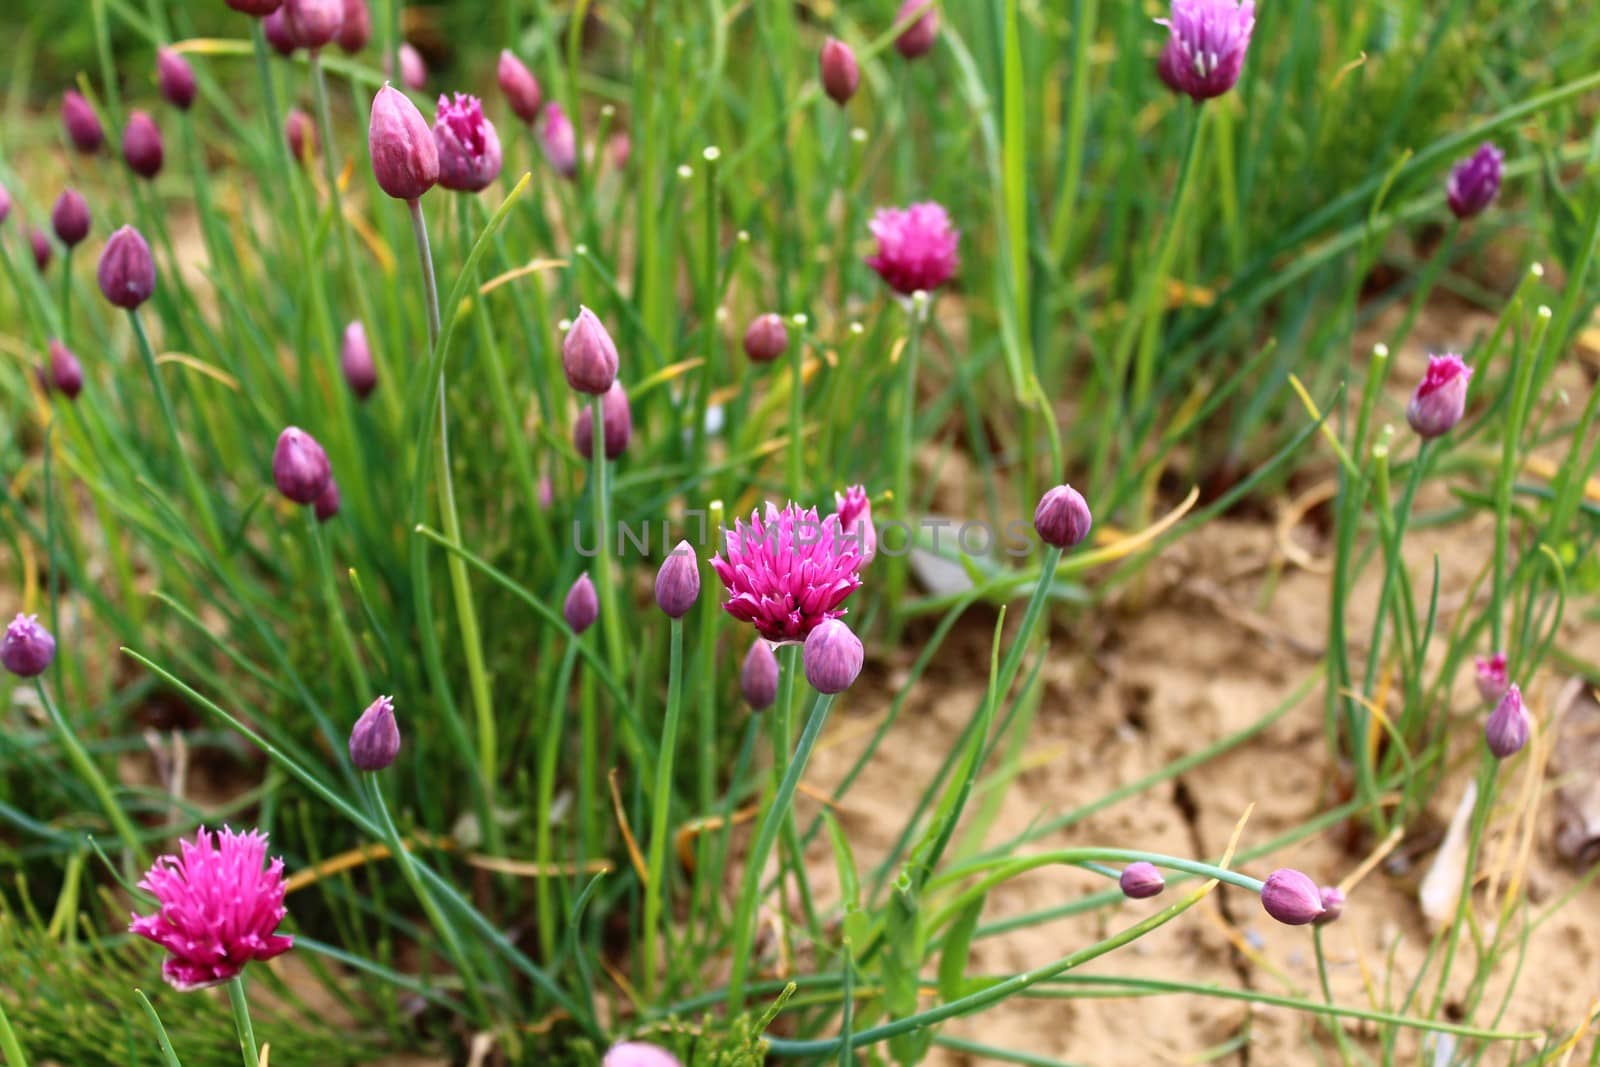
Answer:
[
  {"xmin": 97, "ymin": 226, "xmax": 156, "ymax": 309},
  {"xmin": 341, "ymin": 321, "xmax": 377, "ymax": 399},
  {"xmin": 263, "ymin": 8, "xmax": 297, "ymax": 55},
  {"xmin": 123, "ymin": 110, "xmax": 165, "ymax": 179},
  {"xmin": 31, "ymin": 227, "xmax": 53, "ymax": 273},
  {"xmin": 314, "ymin": 478, "xmax": 341, "ymax": 522},
  {"xmin": 574, "ymin": 381, "xmax": 632, "ymax": 460},
  {"xmin": 655, "ymin": 540, "xmax": 701, "ymax": 618},
  {"xmin": 562, "ymin": 307, "xmax": 619, "ymax": 394},
  {"xmin": 157, "ymin": 49, "xmax": 198, "ymax": 110},
  {"xmin": 51, "ymin": 188, "xmax": 90, "ymax": 247},
  {"xmin": 0, "ymin": 181, "xmax": 11, "ymax": 224},
  {"xmin": 564, "ymin": 573, "xmax": 599, "ymax": 633},
  {"xmin": 226, "ymin": 0, "xmax": 283, "ymax": 15},
  {"xmin": 285, "ymin": 107, "xmax": 316, "ymax": 163},
  {"xmin": 540, "ymin": 102, "xmax": 578, "ymax": 179},
  {"xmin": 62, "ymin": 90, "xmax": 105, "ymax": 154},
  {"xmin": 283, "ymin": 0, "xmax": 343, "ymax": 51},
  {"xmin": 2, "ymin": 613, "xmax": 56, "ymax": 678},
  {"xmin": 349, "ymin": 695, "xmax": 400, "ymax": 771},
  {"xmin": 820, "ymin": 38, "xmax": 861, "ymax": 104},
  {"xmin": 1260, "ymin": 868, "xmax": 1325, "ymax": 926},
  {"xmin": 336, "ymin": 0, "xmax": 371, "ymax": 52},
  {"xmin": 49, "ymin": 340, "xmax": 83, "ymax": 400},
  {"xmin": 743, "ymin": 312, "xmax": 789, "ymax": 363},
  {"xmin": 368, "ymin": 84, "xmax": 438, "ymax": 200},
  {"xmin": 603, "ymin": 1043, "xmax": 682, "ymax": 1067},
  {"xmin": 1119, "ymin": 862, "xmax": 1165, "ymax": 899},
  {"xmin": 1405, "ymin": 353, "xmax": 1472, "ymax": 439},
  {"xmin": 803, "ymin": 618, "xmax": 863, "ymax": 694},
  {"xmin": 1474, "ymin": 652, "xmax": 1508, "ymax": 706},
  {"xmin": 1447, "ymin": 143, "xmax": 1503, "ymax": 220},
  {"xmin": 1033, "ymin": 484, "xmax": 1092, "ymax": 549},
  {"xmin": 272, "ymin": 426, "xmax": 332, "ymax": 505},
  {"xmin": 893, "ymin": 0, "xmax": 939, "ymax": 59},
  {"xmin": 387, "ymin": 42, "xmax": 427, "ymax": 91},
  {"xmin": 834, "ymin": 485, "xmax": 877, "ymax": 566},
  {"xmin": 497, "ymin": 50, "xmax": 543, "ymax": 124},
  {"xmin": 1486, "ymin": 683, "xmax": 1530, "ymax": 760},
  {"xmin": 741, "ymin": 639, "xmax": 779, "ymax": 710},
  {"xmin": 1314, "ymin": 886, "xmax": 1345, "ymax": 925}
]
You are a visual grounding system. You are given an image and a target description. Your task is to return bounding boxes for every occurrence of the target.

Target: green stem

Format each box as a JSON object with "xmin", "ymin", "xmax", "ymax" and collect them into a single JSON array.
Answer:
[
  {"xmin": 308, "ymin": 512, "xmax": 371, "ymax": 696},
  {"xmin": 0, "ymin": 999, "xmax": 27, "ymax": 1067},
  {"xmin": 641, "ymin": 616, "xmax": 686, "ymax": 998},
  {"xmin": 225, "ymin": 976, "xmax": 257, "ymax": 1067},
  {"xmin": 886, "ymin": 295, "xmax": 927, "ymax": 627},
  {"xmin": 692, "ymin": 146, "xmax": 722, "ymax": 471},
  {"xmin": 589, "ymin": 392, "xmax": 627, "ymax": 679},
  {"xmin": 59, "ymin": 247, "xmax": 73, "ymax": 342},
  {"xmin": 35, "ymin": 681, "xmax": 145, "ymax": 863},
  {"xmin": 128, "ymin": 311, "xmax": 221, "ymax": 551}
]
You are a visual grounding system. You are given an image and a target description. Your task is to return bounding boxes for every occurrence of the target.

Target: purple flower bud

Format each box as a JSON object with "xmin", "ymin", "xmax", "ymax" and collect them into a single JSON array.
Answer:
[
  {"xmin": 349, "ymin": 695, "xmax": 400, "ymax": 771},
  {"xmin": 603, "ymin": 1043, "xmax": 682, "ymax": 1067},
  {"xmin": 1034, "ymin": 484, "xmax": 1092, "ymax": 549},
  {"xmin": 368, "ymin": 84, "xmax": 439, "ymax": 201},
  {"xmin": 341, "ymin": 321, "xmax": 377, "ymax": 399},
  {"xmin": 1119, "ymin": 862, "xmax": 1165, "ymax": 899},
  {"xmin": 834, "ymin": 485, "xmax": 877, "ymax": 566},
  {"xmin": 1447, "ymin": 143, "xmax": 1503, "ymax": 220},
  {"xmin": 893, "ymin": 0, "xmax": 939, "ymax": 59},
  {"xmin": 283, "ymin": 0, "xmax": 343, "ymax": 50},
  {"xmin": 820, "ymin": 38, "xmax": 860, "ymax": 104},
  {"xmin": 803, "ymin": 618, "xmax": 864, "ymax": 694},
  {"xmin": 497, "ymin": 50, "xmax": 543, "ymax": 124},
  {"xmin": 743, "ymin": 313, "xmax": 789, "ymax": 363},
  {"xmin": 0, "ymin": 181, "xmax": 10, "ymax": 224},
  {"xmin": 284, "ymin": 108, "xmax": 317, "ymax": 164},
  {"xmin": 49, "ymin": 340, "xmax": 83, "ymax": 400},
  {"xmin": 336, "ymin": 0, "xmax": 371, "ymax": 52},
  {"xmin": 97, "ymin": 226, "xmax": 156, "ymax": 310},
  {"xmin": 226, "ymin": 0, "xmax": 283, "ymax": 14},
  {"xmin": 1314, "ymin": 886, "xmax": 1345, "ymax": 925},
  {"xmin": 272, "ymin": 426, "xmax": 332, "ymax": 505},
  {"xmin": 50, "ymin": 188, "xmax": 90, "ymax": 248},
  {"xmin": 62, "ymin": 90, "xmax": 105, "ymax": 154},
  {"xmin": 1405, "ymin": 353, "xmax": 1472, "ymax": 439},
  {"xmin": 263, "ymin": 8, "xmax": 298, "ymax": 55},
  {"xmin": 157, "ymin": 49, "xmax": 198, "ymax": 110},
  {"xmin": 123, "ymin": 110, "xmax": 165, "ymax": 179},
  {"xmin": 392, "ymin": 43, "xmax": 427, "ymax": 91},
  {"xmin": 434, "ymin": 93, "xmax": 503, "ymax": 193},
  {"xmin": 2, "ymin": 613, "xmax": 56, "ymax": 678},
  {"xmin": 655, "ymin": 540, "xmax": 701, "ymax": 619},
  {"xmin": 31, "ymin": 227, "xmax": 53, "ymax": 273},
  {"xmin": 1486, "ymin": 683, "xmax": 1530, "ymax": 760},
  {"xmin": 1156, "ymin": 0, "xmax": 1256, "ymax": 101},
  {"xmin": 1474, "ymin": 652, "xmax": 1508, "ymax": 707},
  {"xmin": 564, "ymin": 573, "xmax": 599, "ymax": 633},
  {"xmin": 540, "ymin": 102, "xmax": 578, "ymax": 180},
  {"xmin": 1260, "ymin": 868, "xmax": 1325, "ymax": 926},
  {"xmin": 562, "ymin": 307, "xmax": 620, "ymax": 395},
  {"xmin": 314, "ymin": 478, "xmax": 341, "ymax": 522},
  {"xmin": 574, "ymin": 380, "xmax": 633, "ymax": 460},
  {"xmin": 741, "ymin": 639, "xmax": 779, "ymax": 710}
]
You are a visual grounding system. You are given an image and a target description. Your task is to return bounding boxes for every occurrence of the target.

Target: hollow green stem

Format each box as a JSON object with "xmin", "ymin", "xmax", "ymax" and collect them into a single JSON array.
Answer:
[
  {"xmin": 886, "ymin": 294, "xmax": 928, "ymax": 626},
  {"xmin": 308, "ymin": 512, "xmax": 371, "ymax": 697},
  {"xmin": 35, "ymin": 680, "xmax": 145, "ymax": 864},
  {"xmin": 225, "ymin": 976, "xmax": 257, "ymax": 1067},
  {"xmin": 641, "ymin": 616, "xmax": 687, "ymax": 999},
  {"xmin": 129, "ymin": 311, "xmax": 221, "ymax": 552}
]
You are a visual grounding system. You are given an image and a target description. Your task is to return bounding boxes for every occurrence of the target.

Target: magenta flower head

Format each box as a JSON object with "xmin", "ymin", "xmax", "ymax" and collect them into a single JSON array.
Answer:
[
  {"xmin": 1314, "ymin": 886, "xmax": 1346, "ymax": 925},
  {"xmin": 564, "ymin": 573, "xmax": 599, "ymax": 634},
  {"xmin": 226, "ymin": 0, "xmax": 283, "ymax": 15},
  {"xmin": 803, "ymin": 618, "xmax": 864, "ymax": 693},
  {"xmin": 1486, "ymin": 683, "xmax": 1530, "ymax": 760},
  {"xmin": 285, "ymin": 108, "xmax": 316, "ymax": 164},
  {"xmin": 1474, "ymin": 652, "xmax": 1509, "ymax": 706},
  {"xmin": 50, "ymin": 188, "xmax": 90, "ymax": 248},
  {"xmin": 1260, "ymin": 868, "xmax": 1325, "ymax": 926},
  {"xmin": 1155, "ymin": 0, "xmax": 1255, "ymax": 101},
  {"xmin": 123, "ymin": 111, "xmax": 165, "ymax": 179},
  {"xmin": 341, "ymin": 321, "xmax": 377, "ymax": 399},
  {"xmin": 1447, "ymin": 143, "xmax": 1504, "ymax": 220},
  {"xmin": 498, "ymin": 50, "xmax": 543, "ymax": 124},
  {"xmin": 866, "ymin": 202, "xmax": 959, "ymax": 295},
  {"xmin": 369, "ymin": 84, "xmax": 439, "ymax": 201},
  {"xmin": 563, "ymin": 307, "xmax": 620, "ymax": 394},
  {"xmin": 741, "ymin": 639, "xmax": 779, "ymax": 710},
  {"xmin": 272, "ymin": 426, "xmax": 332, "ymax": 505},
  {"xmin": 893, "ymin": 0, "xmax": 939, "ymax": 59},
  {"xmin": 283, "ymin": 0, "xmax": 343, "ymax": 50},
  {"xmin": 1034, "ymin": 484, "xmax": 1092, "ymax": 549},
  {"xmin": 540, "ymin": 102, "xmax": 578, "ymax": 179},
  {"xmin": 314, "ymin": 478, "xmax": 341, "ymax": 522},
  {"xmin": 97, "ymin": 226, "xmax": 157, "ymax": 310},
  {"xmin": 656, "ymin": 540, "xmax": 702, "ymax": 619},
  {"xmin": 129, "ymin": 827, "xmax": 293, "ymax": 990},
  {"xmin": 263, "ymin": 8, "xmax": 297, "ymax": 55},
  {"xmin": 49, "ymin": 339, "xmax": 84, "ymax": 400},
  {"xmin": 820, "ymin": 37, "xmax": 860, "ymax": 104},
  {"xmin": 337, "ymin": 0, "xmax": 371, "ymax": 52},
  {"xmin": 743, "ymin": 313, "xmax": 789, "ymax": 364},
  {"xmin": 2, "ymin": 613, "xmax": 56, "ymax": 677},
  {"xmin": 157, "ymin": 49, "xmax": 198, "ymax": 110},
  {"xmin": 603, "ymin": 1043, "xmax": 682, "ymax": 1067},
  {"xmin": 31, "ymin": 227, "xmax": 53, "ymax": 273},
  {"xmin": 1405, "ymin": 353, "xmax": 1472, "ymax": 439},
  {"xmin": 434, "ymin": 93, "xmax": 503, "ymax": 193},
  {"xmin": 711, "ymin": 501, "xmax": 865, "ymax": 644},
  {"xmin": 62, "ymin": 90, "xmax": 105, "ymax": 153},
  {"xmin": 575, "ymin": 380, "xmax": 632, "ymax": 460},
  {"xmin": 834, "ymin": 485, "xmax": 877, "ymax": 566},
  {"xmin": 349, "ymin": 695, "xmax": 400, "ymax": 771},
  {"xmin": 1119, "ymin": 862, "xmax": 1165, "ymax": 899}
]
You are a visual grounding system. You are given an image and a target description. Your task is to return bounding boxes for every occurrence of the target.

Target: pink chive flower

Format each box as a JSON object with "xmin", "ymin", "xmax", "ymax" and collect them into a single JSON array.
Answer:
[
  {"xmin": 865, "ymin": 201, "xmax": 959, "ymax": 295},
  {"xmin": 1474, "ymin": 652, "xmax": 1509, "ymax": 706},
  {"xmin": 129, "ymin": 827, "xmax": 293, "ymax": 991},
  {"xmin": 540, "ymin": 102, "xmax": 578, "ymax": 179},
  {"xmin": 1155, "ymin": 0, "xmax": 1256, "ymax": 102},
  {"xmin": 834, "ymin": 484, "xmax": 876, "ymax": 566},
  {"xmin": 711, "ymin": 502, "xmax": 865, "ymax": 644},
  {"xmin": 434, "ymin": 93, "xmax": 503, "ymax": 193},
  {"xmin": 1405, "ymin": 353, "xmax": 1472, "ymax": 439},
  {"xmin": 1447, "ymin": 143, "xmax": 1504, "ymax": 220}
]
